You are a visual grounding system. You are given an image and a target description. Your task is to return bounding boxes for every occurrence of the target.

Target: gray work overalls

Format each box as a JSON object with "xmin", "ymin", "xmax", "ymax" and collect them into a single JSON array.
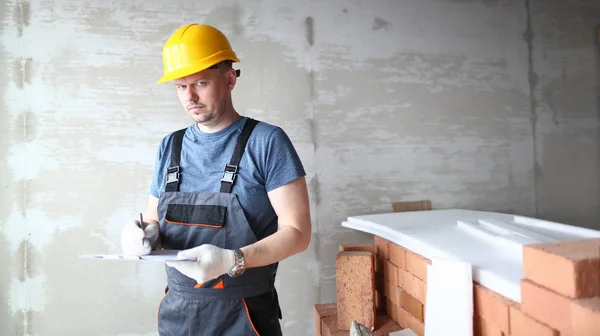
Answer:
[{"xmin": 156, "ymin": 118, "xmax": 282, "ymax": 336}]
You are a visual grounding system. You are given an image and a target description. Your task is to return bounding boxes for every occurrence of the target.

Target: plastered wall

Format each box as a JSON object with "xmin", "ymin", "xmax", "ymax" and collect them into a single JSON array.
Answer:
[{"xmin": 1, "ymin": 0, "xmax": 599, "ymax": 335}]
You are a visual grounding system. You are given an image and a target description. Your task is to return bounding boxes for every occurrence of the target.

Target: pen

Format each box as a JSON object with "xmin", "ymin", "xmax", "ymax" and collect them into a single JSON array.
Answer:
[{"xmin": 138, "ymin": 212, "xmax": 145, "ymax": 230}]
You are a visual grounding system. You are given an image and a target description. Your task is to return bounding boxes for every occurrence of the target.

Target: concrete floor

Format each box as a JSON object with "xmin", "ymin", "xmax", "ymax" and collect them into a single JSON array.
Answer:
[{"xmin": 1, "ymin": 0, "xmax": 599, "ymax": 335}]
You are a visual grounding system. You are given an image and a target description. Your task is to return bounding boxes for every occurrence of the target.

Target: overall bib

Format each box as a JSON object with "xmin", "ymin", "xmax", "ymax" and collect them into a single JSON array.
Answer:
[{"xmin": 156, "ymin": 118, "xmax": 281, "ymax": 336}]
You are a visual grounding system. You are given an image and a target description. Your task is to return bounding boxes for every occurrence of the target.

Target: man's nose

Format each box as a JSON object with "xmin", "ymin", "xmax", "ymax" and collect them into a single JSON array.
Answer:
[{"xmin": 183, "ymin": 87, "xmax": 198, "ymax": 102}]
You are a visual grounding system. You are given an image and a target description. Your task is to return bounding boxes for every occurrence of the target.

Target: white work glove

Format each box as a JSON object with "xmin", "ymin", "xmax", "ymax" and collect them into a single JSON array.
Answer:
[
  {"xmin": 120, "ymin": 220, "xmax": 159, "ymax": 256},
  {"xmin": 166, "ymin": 244, "xmax": 235, "ymax": 284}
]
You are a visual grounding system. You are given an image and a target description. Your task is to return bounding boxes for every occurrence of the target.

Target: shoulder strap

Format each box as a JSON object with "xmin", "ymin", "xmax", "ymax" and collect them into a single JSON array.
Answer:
[
  {"xmin": 220, "ymin": 118, "xmax": 259, "ymax": 193},
  {"xmin": 165, "ymin": 128, "xmax": 186, "ymax": 192}
]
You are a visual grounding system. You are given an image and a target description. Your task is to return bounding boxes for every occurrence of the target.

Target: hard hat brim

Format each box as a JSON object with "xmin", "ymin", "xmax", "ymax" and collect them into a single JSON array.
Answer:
[{"xmin": 156, "ymin": 54, "xmax": 240, "ymax": 84}]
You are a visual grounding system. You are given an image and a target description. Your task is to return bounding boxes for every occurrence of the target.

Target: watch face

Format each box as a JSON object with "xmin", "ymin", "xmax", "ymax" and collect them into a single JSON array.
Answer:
[{"xmin": 232, "ymin": 267, "xmax": 245, "ymax": 277}]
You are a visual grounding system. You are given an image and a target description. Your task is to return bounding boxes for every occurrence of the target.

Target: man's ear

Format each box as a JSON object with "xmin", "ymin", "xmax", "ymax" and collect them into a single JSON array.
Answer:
[{"xmin": 226, "ymin": 68, "xmax": 237, "ymax": 91}]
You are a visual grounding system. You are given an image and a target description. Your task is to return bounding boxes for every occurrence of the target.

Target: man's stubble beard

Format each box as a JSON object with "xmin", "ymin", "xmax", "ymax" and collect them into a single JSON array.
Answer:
[{"xmin": 193, "ymin": 97, "xmax": 229, "ymax": 126}]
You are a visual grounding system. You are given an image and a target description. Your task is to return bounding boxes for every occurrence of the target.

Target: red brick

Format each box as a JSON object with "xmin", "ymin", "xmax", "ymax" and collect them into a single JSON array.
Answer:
[
  {"xmin": 398, "ymin": 307, "xmax": 425, "ymax": 336},
  {"xmin": 521, "ymin": 279, "xmax": 573, "ymax": 336},
  {"xmin": 571, "ymin": 297, "xmax": 600, "ymax": 336},
  {"xmin": 321, "ymin": 315, "xmax": 348, "ymax": 336},
  {"xmin": 336, "ymin": 251, "xmax": 376, "ymax": 330},
  {"xmin": 373, "ymin": 314, "xmax": 402, "ymax": 335},
  {"xmin": 399, "ymin": 268, "xmax": 427, "ymax": 304},
  {"xmin": 385, "ymin": 298, "xmax": 394, "ymax": 320},
  {"xmin": 339, "ymin": 243, "xmax": 375, "ymax": 254},
  {"xmin": 389, "ymin": 243, "xmax": 406, "ymax": 269},
  {"xmin": 523, "ymin": 238, "xmax": 600, "ymax": 299},
  {"xmin": 395, "ymin": 286, "xmax": 404, "ymax": 308},
  {"xmin": 384, "ymin": 259, "xmax": 399, "ymax": 286},
  {"xmin": 509, "ymin": 304, "xmax": 558, "ymax": 336},
  {"xmin": 405, "ymin": 250, "xmax": 431, "ymax": 282},
  {"xmin": 473, "ymin": 284, "xmax": 516, "ymax": 333},
  {"xmin": 401, "ymin": 289, "xmax": 424, "ymax": 322},
  {"xmin": 396, "ymin": 304, "xmax": 408, "ymax": 329},
  {"xmin": 385, "ymin": 280, "xmax": 400, "ymax": 306},
  {"xmin": 314, "ymin": 303, "xmax": 337, "ymax": 336},
  {"xmin": 374, "ymin": 235, "xmax": 390, "ymax": 260},
  {"xmin": 385, "ymin": 299, "xmax": 398, "ymax": 324},
  {"xmin": 474, "ymin": 315, "xmax": 503, "ymax": 336},
  {"xmin": 391, "ymin": 303, "xmax": 401, "ymax": 325},
  {"xmin": 340, "ymin": 244, "xmax": 376, "ymax": 277},
  {"xmin": 391, "ymin": 200, "xmax": 431, "ymax": 213},
  {"xmin": 398, "ymin": 267, "xmax": 406, "ymax": 288}
]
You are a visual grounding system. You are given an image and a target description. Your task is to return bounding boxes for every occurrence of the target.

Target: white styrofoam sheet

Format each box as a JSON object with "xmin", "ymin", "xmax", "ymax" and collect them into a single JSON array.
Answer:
[
  {"xmin": 341, "ymin": 209, "xmax": 600, "ymax": 302},
  {"xmin": 424, "ymin": 258, "xmax": 473, "ymax": 336},
  {"xmin": 390, "ymin": 329, "xmax": 418, "ymax": 336}
]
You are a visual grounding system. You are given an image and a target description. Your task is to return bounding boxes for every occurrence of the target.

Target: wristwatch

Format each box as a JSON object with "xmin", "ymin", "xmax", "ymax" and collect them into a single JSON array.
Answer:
[{"xmin": 228, "ymin": 249, "xmax": 245, "ymax": 278}]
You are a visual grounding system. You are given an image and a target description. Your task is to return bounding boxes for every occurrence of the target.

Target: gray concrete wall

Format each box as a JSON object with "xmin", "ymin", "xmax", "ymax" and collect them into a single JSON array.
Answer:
[
  {"xmin": 531, "ymin": 1, "xmax": 600, "ymax": 229},
  {"xmin": 1, "ymin": 0, "xmax": 598, "ymax": 335}
]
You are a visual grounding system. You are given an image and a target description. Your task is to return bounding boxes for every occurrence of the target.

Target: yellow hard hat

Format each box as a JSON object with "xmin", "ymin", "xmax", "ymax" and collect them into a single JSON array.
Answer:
[{"xmin": 157, "ymin": 24, "xmax": 240, "ymax": 83}]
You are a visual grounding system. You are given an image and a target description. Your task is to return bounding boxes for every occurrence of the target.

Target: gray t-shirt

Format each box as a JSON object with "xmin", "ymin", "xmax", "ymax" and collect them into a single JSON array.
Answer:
[{"xmin": 150, "ymin": 116, "xmax": 306, "ymax": 240}]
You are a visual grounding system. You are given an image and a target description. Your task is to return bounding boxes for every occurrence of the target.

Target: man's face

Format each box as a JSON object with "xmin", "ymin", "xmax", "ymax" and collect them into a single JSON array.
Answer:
[{"xmin": 173, "ymin": 66, "xmax": 235, "ymax": 125}]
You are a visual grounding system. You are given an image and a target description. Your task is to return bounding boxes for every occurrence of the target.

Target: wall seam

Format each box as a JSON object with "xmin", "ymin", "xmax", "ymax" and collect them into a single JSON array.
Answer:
[
  {"xmin": 306, "ymin": 0, "xmax": 321, "ymax": 306},
  {"xmin": 524, "ymin": 0, "xmax": 540, "ymax": 217},
  {"xmin": 17, "ymin": 1, "xmax": 31, "ymax": 335}
]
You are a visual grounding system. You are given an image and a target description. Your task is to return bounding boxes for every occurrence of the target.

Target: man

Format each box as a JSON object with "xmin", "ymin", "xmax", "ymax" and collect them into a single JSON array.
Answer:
[{"xmin": 120, "ymin": 23, "xmax": 311, "ymax": 336}]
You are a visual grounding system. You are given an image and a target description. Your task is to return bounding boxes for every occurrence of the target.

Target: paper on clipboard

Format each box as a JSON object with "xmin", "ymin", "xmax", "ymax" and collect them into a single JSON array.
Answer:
[{"xmin": 78, "ymin": 249, "xmax": 196, "ymax": 262}]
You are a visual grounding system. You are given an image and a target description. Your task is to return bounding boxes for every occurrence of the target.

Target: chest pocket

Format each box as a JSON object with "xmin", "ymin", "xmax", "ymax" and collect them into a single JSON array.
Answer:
[{"xmin": 165, "ymin": 204, "xmax": 226, "ymax": 228}]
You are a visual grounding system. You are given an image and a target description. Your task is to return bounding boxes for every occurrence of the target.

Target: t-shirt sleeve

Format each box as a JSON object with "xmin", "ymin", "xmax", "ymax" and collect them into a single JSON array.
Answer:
[
  {"xmin": 149, "ymin": 138, "xmax": 167, "ymax": 198},
  {"xmin": 263, "ymin": 127, "xmax": 306, "ymax": 192}
]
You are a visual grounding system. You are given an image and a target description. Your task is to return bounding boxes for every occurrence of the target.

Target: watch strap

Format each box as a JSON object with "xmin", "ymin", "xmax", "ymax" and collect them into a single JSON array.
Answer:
[{"xmin": 228, "ymin": 249, "xmax": 245, "ymax": 277}]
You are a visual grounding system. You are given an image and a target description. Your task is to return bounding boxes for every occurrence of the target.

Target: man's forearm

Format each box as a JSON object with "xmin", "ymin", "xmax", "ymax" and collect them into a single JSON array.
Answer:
[{"xmin": 241, "ymin": 225, "xmax": 310, "ymax": 269}]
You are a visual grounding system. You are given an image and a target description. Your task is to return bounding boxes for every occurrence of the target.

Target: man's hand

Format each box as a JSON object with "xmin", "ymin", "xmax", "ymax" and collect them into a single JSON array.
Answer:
[
  {"xmin": 120, "ymin": 220, "xmax": 159, "ymax": 256},
  {"xmin": 166, "ymin": 244, "xmax": 235, "ymax": 284}
]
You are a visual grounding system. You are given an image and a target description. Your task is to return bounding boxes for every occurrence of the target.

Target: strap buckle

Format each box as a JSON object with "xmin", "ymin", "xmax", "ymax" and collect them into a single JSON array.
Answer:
[
  {"xmin": 221, "ymin": 164, "xmax": 238, "ymax": 184},
  {"xmin": 166, "ymin": 166, "xmax": 180, "ymax": 184}
]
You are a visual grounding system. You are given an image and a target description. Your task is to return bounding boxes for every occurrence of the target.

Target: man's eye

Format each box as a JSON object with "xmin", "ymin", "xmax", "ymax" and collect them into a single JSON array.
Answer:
[
  {"xmin": 176, "ymin": 85, "xmax": 186, "ymax": 90},
  {"xmin": 195, "ymin": 82, "xmax": 207, "ymax": 87}
]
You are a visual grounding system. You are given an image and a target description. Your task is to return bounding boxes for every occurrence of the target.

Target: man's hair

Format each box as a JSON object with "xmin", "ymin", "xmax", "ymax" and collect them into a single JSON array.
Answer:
[
  {"xmin": 220, "ymin": 60, "xmax": 233, "ymax": 69},
  {"xmin": 210, "ymin": 60, "xmax": 239, "ymax": 77},
  {"xmin": 211, "ymin": 60, "xmax": 233, "ymax": 71}
]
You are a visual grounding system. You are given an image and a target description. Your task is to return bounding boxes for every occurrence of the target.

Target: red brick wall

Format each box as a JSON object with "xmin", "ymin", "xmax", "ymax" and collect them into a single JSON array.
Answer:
[
  {"xmin": 314, "ymin": 202, "xmax": 600, "ymax": 335},
  {"xmin": 376, "ymin": 237, "xmax": 428, "ymax": 336},
  {"xmin": 369, "ymin": 232, "xmax": 600, "ymax": 335},
  {"xmin": 519, "ymin": 238, "xmax": 600, "ymax": 336},
  {"xmin": 313, "ymin": 243, "xmax": 402, "ymax": 336}
]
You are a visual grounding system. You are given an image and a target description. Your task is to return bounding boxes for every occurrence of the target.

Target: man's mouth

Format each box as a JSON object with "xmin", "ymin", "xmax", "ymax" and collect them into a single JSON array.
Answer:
[{"xmin": 188, "ymin": 105, "xmax": 204, "ymax": 111}]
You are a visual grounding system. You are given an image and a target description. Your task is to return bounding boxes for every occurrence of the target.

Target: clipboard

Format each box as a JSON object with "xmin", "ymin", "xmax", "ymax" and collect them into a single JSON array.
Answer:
[{"xmin": 78, "ymin": 249, "xmax": 196, "ymax": 262}]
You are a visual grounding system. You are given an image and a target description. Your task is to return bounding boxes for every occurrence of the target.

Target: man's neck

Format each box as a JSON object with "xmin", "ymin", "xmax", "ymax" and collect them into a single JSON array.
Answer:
[{"xmin": 197, "ymin": 109, "xmax": 240, "ymax": 133}]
